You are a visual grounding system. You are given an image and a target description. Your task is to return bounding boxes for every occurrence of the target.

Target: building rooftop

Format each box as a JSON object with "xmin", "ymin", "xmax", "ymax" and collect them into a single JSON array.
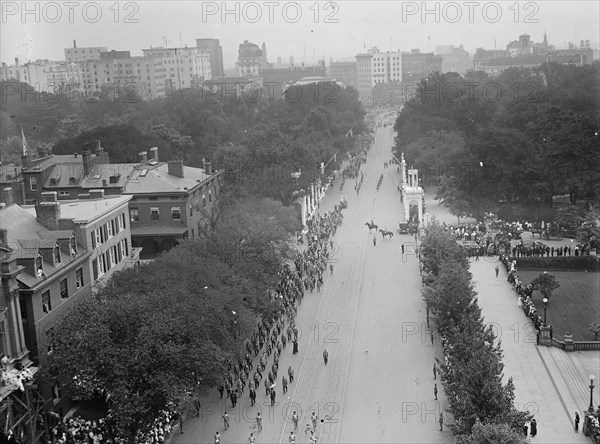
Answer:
[
  {"xmin": 1, "ymin": 204, "xmax": 61, "ymax": 247},
  {"xmin": 123, "ymin": 162, "xmax": 216, "ymax": 194},
  {"xmin": 22, "ymin": 195, "xmax": 131, "ymax": 224}
]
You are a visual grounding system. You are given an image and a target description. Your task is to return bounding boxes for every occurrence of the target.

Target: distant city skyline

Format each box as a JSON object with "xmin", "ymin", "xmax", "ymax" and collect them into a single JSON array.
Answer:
[{"xmin": 1, "ymin": 1, "xmax": 599, "ymax": 68}]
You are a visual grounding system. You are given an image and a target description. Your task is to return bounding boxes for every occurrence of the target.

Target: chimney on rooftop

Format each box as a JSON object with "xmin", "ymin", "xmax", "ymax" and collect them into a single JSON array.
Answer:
[
  {"xmin": 41, "ymin": 191, "xmax": 57, "ymax": 202},
  {"xmin": 94, "ymin": 140, "xmax": 104, "ymax": 155},
  {"xmin": 139, "ymin": 151, "xmax": 148, "ymax": 163},
  {"xmin": 82, "ymin": 150, "xmax": 92, "ymax": 176},
  {"xmin": 167, "ymin": 159, "xmax": 184, "ymax": 178},
  {"xmin": 73, "ymin": 40, "xmax": 77, "ymax": 48},
  {"xmin": 203, "ymin": 158, "xmax": 212, "ymax": 175},
  {"xmin": 38, "ymin": 147, "xmax": 48, "ymax": 158},
  {"xmin": 89, "ymin": 189, "xmax": 104, "ymax": 199},
  {"xmin": 2, "ymin": 187, "xmax": 14, "ymax": 207},
  {"xmin": 149, "ymin": 147, "xmax": 159, "ymax": 162},
  {"xmin": 35, "ymin": 199, "xmax": 61, "ymax": 231}
]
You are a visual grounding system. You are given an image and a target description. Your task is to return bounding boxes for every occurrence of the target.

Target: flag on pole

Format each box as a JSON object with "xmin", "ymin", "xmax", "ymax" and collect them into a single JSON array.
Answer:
[{"xmin": 21, "ymin": 126, "xmax": 28, "ymax": 156}]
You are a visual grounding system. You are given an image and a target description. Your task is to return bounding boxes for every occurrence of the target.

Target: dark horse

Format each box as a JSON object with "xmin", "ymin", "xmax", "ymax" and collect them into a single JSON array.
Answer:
[
  {"xmin": 365, "ymin": 222, "xmax": 378, "ymax": 232},
  {"xmin": 379, "ymin": 229, "xmax": 394, "ymax": 239}
]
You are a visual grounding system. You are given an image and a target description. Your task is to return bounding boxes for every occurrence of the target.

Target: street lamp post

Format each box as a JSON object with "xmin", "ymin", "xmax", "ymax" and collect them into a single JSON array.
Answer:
[
  {"xmin": 543, "ymin": 297, "xmax": 548, "ymax": 324},
  {"xmin": 589, "ymin": 375, "xmax": 596, "ymax": 413}
]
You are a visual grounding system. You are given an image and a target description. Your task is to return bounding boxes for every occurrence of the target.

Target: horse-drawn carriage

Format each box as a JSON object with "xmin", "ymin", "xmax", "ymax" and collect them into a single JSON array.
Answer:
[
  {"xmin": 339, "ymin": 196, "xmax": 348, "ymax": 209},
  {"xmin": 398, "ymin": 221, "xmax": 409, "ymax": 234}
]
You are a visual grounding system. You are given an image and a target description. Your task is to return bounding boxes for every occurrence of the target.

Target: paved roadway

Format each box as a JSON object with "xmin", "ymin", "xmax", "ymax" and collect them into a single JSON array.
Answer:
[{"xmin": 170, "ymin": 125, "xmax": 451, "ymax": 443}]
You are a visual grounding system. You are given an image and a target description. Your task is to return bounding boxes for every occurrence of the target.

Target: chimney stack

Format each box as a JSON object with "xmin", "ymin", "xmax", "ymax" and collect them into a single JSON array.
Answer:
[
  {"xmin": 139, "ymin": 151, "xmax": 148, "ymax": 163},
  {"xmin": 167, "ymin": 159, "xmax": 184, "ymax": 178},
  {"xmin": 2, "ymin": 187, "xmax": 14, "ymax": 206},
  {"xmin": 82, "ymin": 151, "xmax": 92, "ymax": 176},
  {"xmin": 41, "ymin": 191, "xmax": 58, "ymax": 202},
  {"xmin": 149, "ymin": 147, "xmax": 159, "ymax": 162},
  {"xmin": 94, "ymin": 140, "xmax": 104, "ymax": 155},
  {"xmin": 89, "ymin": 189, "xmax": 104, "ymax": 199},
  {"xmin": 73, "ymin": 40, "xmax": 77, "ymax": 48},
  {"xmin": 35, "ymin": 201, "xmax": 61, "ymax": 230},
  {"xmin": 38, "ymin": 147, "xmax": 48, "ymax": 158},
  {"xmin": 205, "ymin": 160, "xmax": 212, "ymax": 175}
]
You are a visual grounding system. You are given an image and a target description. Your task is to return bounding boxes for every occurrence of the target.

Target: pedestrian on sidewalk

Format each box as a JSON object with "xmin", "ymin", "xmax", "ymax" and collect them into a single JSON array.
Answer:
[
  {"xmin": 217, "ymin": 385, "xmax": 224, "ymax": 399},
  {"xmin": 230, "ymin": 390, "xmax": 238, "ymax": 408},
  {"xmin": 530, "ymin": 419, "xmax": 537, "ymax": 437},
  {"xmin": 256, "ymin": 412, "xmax": 263, "ymax": 432},
  {"xmin": 373, "ymin": 236, "xmax": 377, "ymax": 246},
  {"xmin": 431, "ymin": 332, "xmax": 434, "ymax": 345},
  {"xmin": 311, "ymin": 412, "xmax": 319, "ymax": 430},
  {"xmin": 323, "ymin": 349, "xmax": 329, "ymax": 365},
  {"xmin": 194, "ymin": 397, "xmax": 201, "ymax": 417},
  {"xmin": 249, "ymin": 388, "xmax": 256, "ymax": 406},
  {"xmin": 248, "ymin": 432, "xmax": 256, "ymax": 444},
  {"xmin": 223, "ymin": 412, "xmax": 230, "ymax": 430},
  {"xmin": 270, "ymin": 387, "xmax": 277, "ymax": 406},
  {"xmin": 439, "ymin": 413, "xmax": 443, "ymax": 431},
  {"xmin": 288, "ymin": 366, "xmax": 294, "ymax": 383},
  {"xmin": 401, "ymin": 243, "xmax": 405, "ymax": 254},
  {"xmin": 289, "ymin": 431, "xmax": 296, "ymax": 443},
  {"xmin": 575, "ymin": 411, "xmax": 580, "ymax": 431},
  {"xmin": 522, "ymin": 421, "xmax": 529, "ymax": 436},
  {"xmin": 330, "ymin": 264, "xmax": 333, "ymax": 275},
  {"xmin": 282, "ymin": 376, "xmax": 288, "ymax": 393},
  {"xmin": 293, "ymin": 339, "xmax": 299, "ymax": 354},
  {"xmin": 433, "ymin": 363, "xmax": 437, "ymax": 379},
  {"xmin": 292, "ymin": 411, "xmax": 299, "ymax": 430},
  {"xmin": 495, "ymin": 265, "xmax": 499, "ymax": 277},
  {"xmin": 434, "ymin": 383, "xmax": 438, "ymax": 400}
]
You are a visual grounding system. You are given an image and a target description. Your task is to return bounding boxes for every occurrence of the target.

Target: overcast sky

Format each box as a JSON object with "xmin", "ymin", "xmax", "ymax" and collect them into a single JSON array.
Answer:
[{"xmin": 2, "ymin": 1, "xmax": 599, "ymax": 68}]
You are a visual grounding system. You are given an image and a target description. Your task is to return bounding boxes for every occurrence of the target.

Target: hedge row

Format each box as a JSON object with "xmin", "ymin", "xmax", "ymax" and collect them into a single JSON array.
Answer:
[{"xmin": 421, "ymin": 222, "xmax": 529, "ymax": 441}]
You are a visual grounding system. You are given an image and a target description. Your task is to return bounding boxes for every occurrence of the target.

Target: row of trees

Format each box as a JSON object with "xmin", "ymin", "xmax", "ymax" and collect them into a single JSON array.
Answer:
[
  {"xmin": 421, "ymin": 223, "xmax": 530, "ymax": 443},
  {"xmin": 393, "ymin": 62, "xmax": 600, "ymax": 221},
  {"xmin": 1, "ymin": 82, "xmax": 367, "ymax": 203},
  {"xmin": 46, "ymin": 197, "xmax": 300, "ymax": 441}
]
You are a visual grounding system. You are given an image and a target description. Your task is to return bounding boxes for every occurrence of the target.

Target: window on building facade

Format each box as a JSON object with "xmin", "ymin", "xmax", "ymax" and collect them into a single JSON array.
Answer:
[
  {"xmin": 109, "ymin": 247, "xmax": 116, "ymax": 268},
  {"xmin": 76, "ymin": 267, "xmax": 84, "ymax": 288},
  {"xmin": 118, "ymin": 213, "xmax": 125, "ymax": 230},
  {"xmin": 107, "ymin": 220, "xmax": 114, "ymax": 238},
  {"xmin": 36, "ymin": 255, "xmax": 44, "ymax": 277},
  {"xmin": 42, "ymin": 290, "xmax": 51, "ymax": 313},
  {"xmin": 120, "ymin": 239, "xmax": 128, "ymax": 258},
  {"xmin": 150, "ymin": 207, "xmax": 160, "ymax": 220},
  {"xmin": 95, "ymin": 227, "xmax": 102, "ymax": 246},
  {"xmin": 172, "ymin": 207, "xmax": 181, "ymax": 220},
  {"xmin": 59, "ymin": 191, "xmax": 70, "ymax": 197},
  {"xmin": 53, "ymin": 245, "xmax": 61, "ymax": 264},
  {"xmin": 30, "ymin": 177, "xmax": 37, "ymax": 191},
  {"xmin": 60, "ymin": 278, "xmax": 69, "ymax": 299},
  {"xmin": 130, "ymin": 208, "xmax": 139, "ymax": 222}
]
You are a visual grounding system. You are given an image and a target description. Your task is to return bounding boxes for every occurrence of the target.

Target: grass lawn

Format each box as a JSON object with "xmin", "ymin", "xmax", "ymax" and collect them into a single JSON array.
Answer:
[{"xmin": 518, "ymin": 271, "xmax": 600, "ymax": 342}]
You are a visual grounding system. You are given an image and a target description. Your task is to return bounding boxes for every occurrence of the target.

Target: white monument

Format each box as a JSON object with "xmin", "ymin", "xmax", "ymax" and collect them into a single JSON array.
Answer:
[{"xmin": 400, "ymin": 152, "xmax": 424, "ymax": 224}]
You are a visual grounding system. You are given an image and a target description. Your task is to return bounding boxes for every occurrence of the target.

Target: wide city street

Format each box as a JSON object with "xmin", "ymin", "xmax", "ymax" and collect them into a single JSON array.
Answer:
[{"xmin": 170, "ymin": 125, "xmax": 452, "ymax": 443}]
